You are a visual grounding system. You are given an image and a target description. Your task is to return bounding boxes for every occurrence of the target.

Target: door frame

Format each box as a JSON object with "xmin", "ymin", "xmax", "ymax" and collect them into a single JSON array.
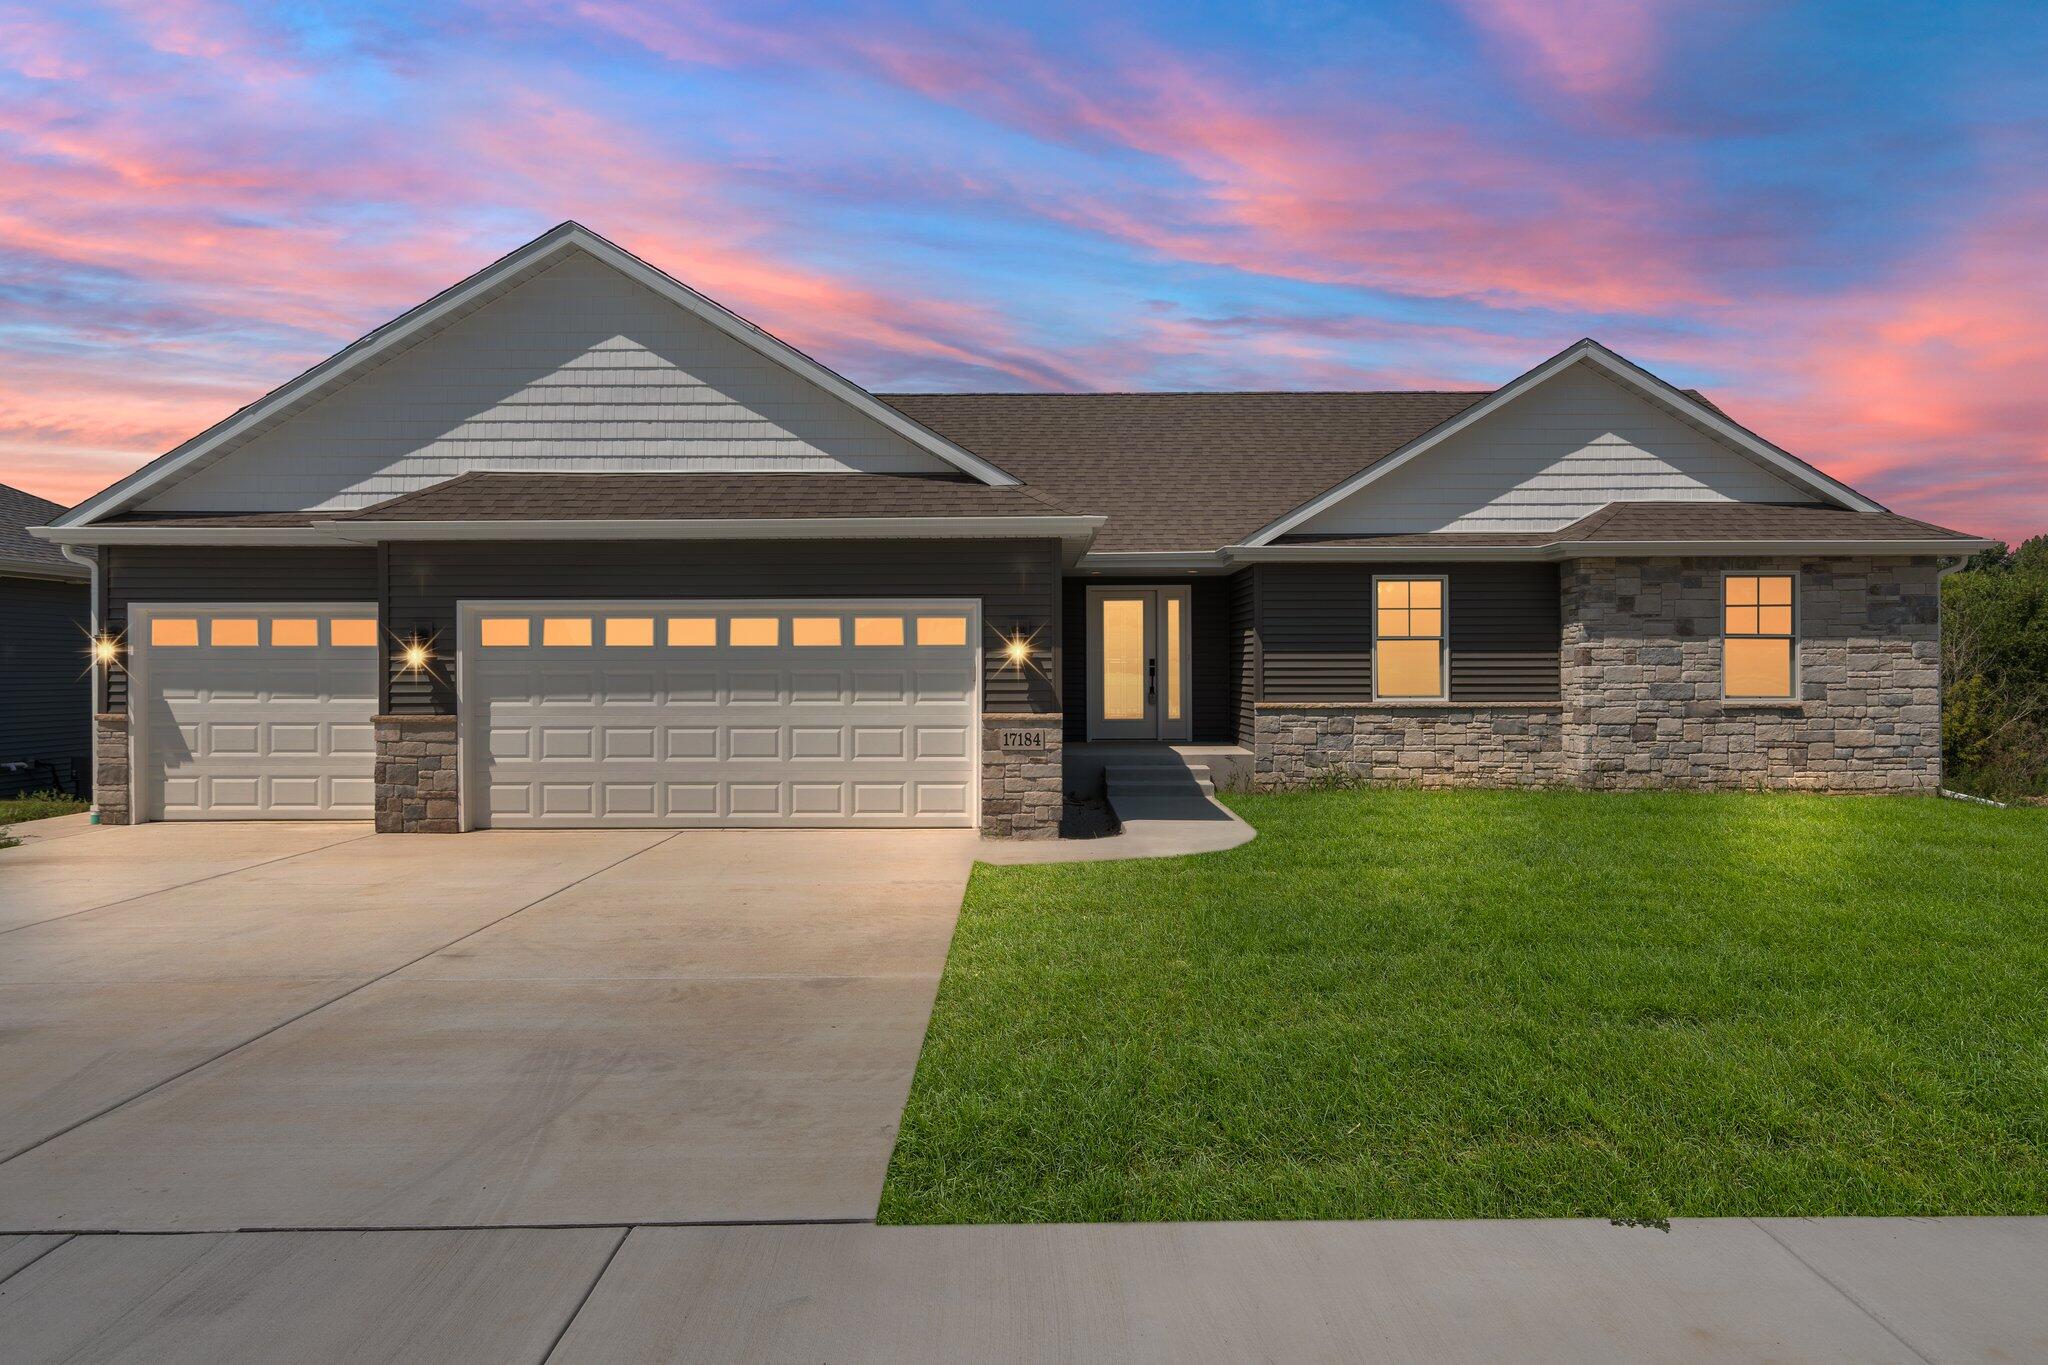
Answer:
[
  {"xmin": 1084, "ymin": 585, "xmax": 1193, "ymax": 742},
  {"xmin": 126, "ymin": 601, "xmax": 380, "ymax": 824},
  {"xmin": 454, "ymin": 597, "xmax": 984, "ymax": 831}
]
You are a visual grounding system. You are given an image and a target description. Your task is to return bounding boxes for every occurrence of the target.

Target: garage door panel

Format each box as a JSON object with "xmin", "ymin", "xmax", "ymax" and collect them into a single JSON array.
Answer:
[
  {"xmin": 469, "ymin": 602, "xmax": 978, "ymax": 829},
  {"xmin": 138, "ymin": 606, "xmax": 378, "ymax": 821}
]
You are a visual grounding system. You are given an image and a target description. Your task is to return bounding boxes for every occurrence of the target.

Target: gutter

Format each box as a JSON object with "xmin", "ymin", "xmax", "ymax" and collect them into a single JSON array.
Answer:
[
  {"xmin": 31, "ymin": 514, "xmax": 1106, "ymax": 547},
  {"xmin": 1225, "ymin": 537, "xmax": 1998, "ymax": 562}
]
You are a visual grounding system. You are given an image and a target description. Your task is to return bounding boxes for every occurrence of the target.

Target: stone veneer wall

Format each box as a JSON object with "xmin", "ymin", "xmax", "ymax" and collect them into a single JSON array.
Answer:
[
  {"xmin": 1254, "ymin": 704, "xmax": 1565, "ymax": 790},
  {"xmin": 1560, "ymin": 555, "xmax": 1942, "ymax": 791},
  {"xmin": 93, "ymin": 713, "xmax": 131, "ymax": 825},
  {"xmin": 374, "ymin": 714, "xmax": 460, "ymax": 833},
  {"xmin": 981, "ymin": 713, "xmax": 1063, "ymax": 838}
]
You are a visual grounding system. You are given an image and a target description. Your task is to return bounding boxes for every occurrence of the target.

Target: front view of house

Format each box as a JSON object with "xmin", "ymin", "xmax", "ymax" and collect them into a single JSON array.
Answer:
[{"xmin": 37, "ymin": 224, "xmax": 1988, "ymax": 837}]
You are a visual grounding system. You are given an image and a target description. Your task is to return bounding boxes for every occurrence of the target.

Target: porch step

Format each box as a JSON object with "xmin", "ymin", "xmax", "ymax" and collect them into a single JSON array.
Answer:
[{"xmin": 1102, "ymin": 752, "xmax": 1217, "ymax": 801}]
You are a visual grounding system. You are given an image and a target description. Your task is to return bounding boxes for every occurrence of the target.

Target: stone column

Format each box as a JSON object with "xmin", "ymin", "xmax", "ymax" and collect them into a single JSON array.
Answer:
[
  {"xmin": 981, "ymin": 713, "xmax": 1063, "ymax": 838},
  {"xmin": 93, "ymin": 713, "xmax": 131, "ymax": 825},
  {"xmin": 374, "ymin": 715, "xmax": 460, "ymax": 833}
]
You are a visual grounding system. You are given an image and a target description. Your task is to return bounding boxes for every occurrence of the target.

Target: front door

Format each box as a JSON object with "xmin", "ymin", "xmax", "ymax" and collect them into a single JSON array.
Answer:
[{"xmin": 1087, "ymin": 587, "xmax": 1191, "ymax": 741}]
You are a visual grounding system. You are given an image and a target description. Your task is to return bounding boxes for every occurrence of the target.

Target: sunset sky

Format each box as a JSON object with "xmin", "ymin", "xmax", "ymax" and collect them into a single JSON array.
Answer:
[{"xmin": 3, "ymin": 0, "xmax": 2044, "ymax": 540}]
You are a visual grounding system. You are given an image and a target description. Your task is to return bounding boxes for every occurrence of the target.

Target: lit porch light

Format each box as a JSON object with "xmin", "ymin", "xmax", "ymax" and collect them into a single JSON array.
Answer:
[{"xmin": 92, "ymin": 634, "xmax": 121, "ymax": 666}]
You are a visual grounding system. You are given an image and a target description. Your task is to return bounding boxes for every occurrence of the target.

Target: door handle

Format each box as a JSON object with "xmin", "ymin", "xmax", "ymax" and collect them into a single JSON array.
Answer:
[{"xmin": 1147, "ymin": 657, "xmax": 1157, "ymax": 704}]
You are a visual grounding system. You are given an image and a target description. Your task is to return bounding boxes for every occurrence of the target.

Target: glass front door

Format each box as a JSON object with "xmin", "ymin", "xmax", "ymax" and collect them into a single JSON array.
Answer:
[{"xmin": 1087, "ymin": 587, "xmax": 1191, "ymax": 740}]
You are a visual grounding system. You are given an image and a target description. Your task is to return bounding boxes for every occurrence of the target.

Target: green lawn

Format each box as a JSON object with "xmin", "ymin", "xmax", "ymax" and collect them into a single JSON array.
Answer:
[
  {"xmin": 0, "ymin": 793, "xmax": 90, "ymax": 825},
  {"xmin": 880, "ymin": 789, "xmax": 2048, "ymax": 1225}
]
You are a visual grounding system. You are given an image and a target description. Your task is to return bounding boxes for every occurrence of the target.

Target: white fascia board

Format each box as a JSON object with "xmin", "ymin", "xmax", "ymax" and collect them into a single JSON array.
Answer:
[
  {"xmin": 1227, "ymin": 536, "xmax": 1993, "ymax": 562},
  {"xmin": 32, "ymin": 526, "xmax": 336, "ymax": 546},
  {"xmin": 322, "ymin": 515, "xmax": 1103, "ymax": 543},
  {"xmin": 1241, "ymin": 339, "xmax": 1883, "ymax": 547},
  {"xmin": 54, "ymin": 224, "xmax": 1018, "ymax": 530},
  {"xmin": 1074, "ymin": 550, "xmax": 1230, "ymax": 572}
]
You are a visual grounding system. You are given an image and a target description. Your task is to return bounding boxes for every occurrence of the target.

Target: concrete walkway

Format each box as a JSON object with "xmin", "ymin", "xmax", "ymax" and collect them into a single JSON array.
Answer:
[{"xmin": 981, "ymin": 786, "xmax": 1256, "ymax": 864}]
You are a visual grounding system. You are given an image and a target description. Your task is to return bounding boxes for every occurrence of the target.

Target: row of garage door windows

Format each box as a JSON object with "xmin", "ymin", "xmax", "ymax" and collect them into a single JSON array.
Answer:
[{"xmin": 143, "ymin": 614, "xmax": 973, "ymax": 650}]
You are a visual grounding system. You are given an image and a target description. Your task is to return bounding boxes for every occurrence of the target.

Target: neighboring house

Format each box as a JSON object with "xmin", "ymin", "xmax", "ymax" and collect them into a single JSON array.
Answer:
[
  {"xmin": 1, "ymin": 483, "xmax": 92, "ymax": 800},
  {"xmin": 34, "ymin": 223, "xmax": 1989, "ymax": 837}
]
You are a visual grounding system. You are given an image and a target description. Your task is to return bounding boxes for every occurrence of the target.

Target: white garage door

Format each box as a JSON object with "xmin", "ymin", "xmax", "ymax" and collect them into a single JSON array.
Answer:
[
  {"xmin": 464, "ymin": 601, "xmax": 980, "ymax": 828},
  {"xmin": 132, "ymin": 604, "xmax": 379, "ymax": 820}
]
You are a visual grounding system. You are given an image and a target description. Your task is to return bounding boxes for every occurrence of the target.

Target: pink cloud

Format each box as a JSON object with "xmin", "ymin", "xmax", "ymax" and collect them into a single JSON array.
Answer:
[{"xmin": 1450, "ymin": 0, "xmax": 1680, "ymax": 103}]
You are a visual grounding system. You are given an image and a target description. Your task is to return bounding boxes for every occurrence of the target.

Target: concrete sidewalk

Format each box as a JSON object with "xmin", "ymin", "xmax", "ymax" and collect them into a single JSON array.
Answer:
[{"xmin": 2, "ymin": 1216, "xmax": 2043, "ymax": 1362}]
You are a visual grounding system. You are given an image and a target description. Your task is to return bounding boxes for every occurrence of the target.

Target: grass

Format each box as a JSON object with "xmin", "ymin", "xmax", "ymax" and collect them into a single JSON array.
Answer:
[
  {"xmin": 0, "ymin": 792, "xmax": 90, "ymax": 825},
  {"xmin": 880, "ymin": 789, "xmax": 2048, "ymax": 1225}
]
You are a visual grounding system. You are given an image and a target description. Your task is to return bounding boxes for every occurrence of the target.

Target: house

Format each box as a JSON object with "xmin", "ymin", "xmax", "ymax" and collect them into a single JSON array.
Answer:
[
  {"xmin": 1, "ymin": 482, "xmax": 92, "ymax": 800},
  {"xmin": 33, "ymin": 223, "xmax": 1989, "ymax": 837}
]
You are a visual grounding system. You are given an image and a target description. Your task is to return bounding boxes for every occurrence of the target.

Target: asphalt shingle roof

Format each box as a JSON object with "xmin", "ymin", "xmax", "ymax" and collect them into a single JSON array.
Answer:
[
  {"xmin": 0, "ymin": 482, "xmax": 85, "ymax": 576},
  {"xmin": 325, "ymin": 471, "xmax": 1079, "ymax": 521}
]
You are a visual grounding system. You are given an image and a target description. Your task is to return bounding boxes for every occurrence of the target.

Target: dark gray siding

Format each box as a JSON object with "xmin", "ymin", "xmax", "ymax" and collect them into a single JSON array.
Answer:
[
  {"xmin": 1058, "ymin": 577, "xmax": 1234, "ymax": 743},
  {"xmin": 1254, "ymin": 562, "xmax": 1559, "ymax": 703},
  {"xmin": 102, "ymin": 547, "xmax": 379, "ymax": 713},
  {"xmin": 1229, "ymin": 568, "xmax": 1257, "ymax": 743},
  {"xmin": 384, "ymin": 539, "xmax": 1063, "ymax": 715},
  {"xmin": 0, "ymin": 574, "xmax": 93, "ymax": 797}
]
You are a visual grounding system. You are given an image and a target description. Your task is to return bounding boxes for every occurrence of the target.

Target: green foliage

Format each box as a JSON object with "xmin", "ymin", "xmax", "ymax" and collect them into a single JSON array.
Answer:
[
  {"xmin": 1943, "ymin": 536, "xmax": 2048, "ymax": 798},
  {"xmin": 0, "ymin": 792, "xmax": 91, "ymax": 824},
  {"xmin": 882, "ymin": 789, "xmax": 2048, "ymax": 1224}
]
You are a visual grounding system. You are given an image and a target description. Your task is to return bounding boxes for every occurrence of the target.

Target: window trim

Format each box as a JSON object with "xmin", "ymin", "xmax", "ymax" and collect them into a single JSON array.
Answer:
[
  {"xmin": 1370, "ymin": 573, "xmax": 1450, "ymax": 702},
  {"xmin": 1719, "ymin": 570, "xmax": 1800, "ymax": 702}
]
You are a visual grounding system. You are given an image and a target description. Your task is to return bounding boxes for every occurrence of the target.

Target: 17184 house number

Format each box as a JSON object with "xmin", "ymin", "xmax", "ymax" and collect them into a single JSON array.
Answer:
[{"xmin": 998, "ymin": 729, "xmax": 1050, "ymax": 751}]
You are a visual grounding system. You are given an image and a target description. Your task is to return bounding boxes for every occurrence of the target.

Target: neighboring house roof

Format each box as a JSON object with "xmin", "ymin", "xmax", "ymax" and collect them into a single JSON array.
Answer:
[
  {"xmin": 880, "ymin": 391, "xmax": 1489, "ymax": 553},
  {"xmin": 1246, "ymin": 501, "xmax": 1983, "ymax": 558},
  {"xmin": 320, "ymin": 471, "xmax": 1076, "ymax": 521},
  {"xmin": 0, "ymin": 483, "xmax": 88, "ymax": 579}
]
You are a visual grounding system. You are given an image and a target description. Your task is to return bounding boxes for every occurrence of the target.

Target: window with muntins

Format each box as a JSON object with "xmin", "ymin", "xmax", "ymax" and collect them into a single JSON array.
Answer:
[
  {"xmin": 1374, "ymin": 577, "xmax": 1446, "ymax": 699},
  {"xmin": 1724, "ymin": 574, "xmax": 1796, "ymax": 699}
]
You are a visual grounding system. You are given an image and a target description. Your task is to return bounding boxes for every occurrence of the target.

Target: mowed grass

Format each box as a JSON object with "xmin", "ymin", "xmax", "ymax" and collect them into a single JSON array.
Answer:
[
  {"xmin": 0, "ymin": 793, "xmax": 88, "ymax": 824},
  {"xmin": 880, "ymin": 789, "xmax": 2048, "ymax": 1224}
]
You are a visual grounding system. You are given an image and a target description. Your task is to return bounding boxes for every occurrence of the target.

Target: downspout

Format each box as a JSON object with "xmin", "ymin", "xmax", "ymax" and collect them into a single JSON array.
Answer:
[{"xmin": 60, "ymin": 543, "xmax": 101, "ymax": 819}]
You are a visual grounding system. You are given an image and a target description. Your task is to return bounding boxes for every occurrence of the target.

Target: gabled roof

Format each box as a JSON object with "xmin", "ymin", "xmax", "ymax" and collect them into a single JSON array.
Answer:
[
  {"xmin": 0, "ymin": 483, "xmax": 88, "ymax": 579},
  {"xmin": 1240, "ymin": 339, "xmax": 1885, "ymax": 546},
  {"xmin": 322, "ymin": 471, "xmax": 1076, "ymax": 521},
  {"xmin": 881, "ymin": 391, "xmax": 1488, "ymax": 553},
  {"xmin": 52, "ymin": 223, "xmax": 1018, "ymax": 529}
]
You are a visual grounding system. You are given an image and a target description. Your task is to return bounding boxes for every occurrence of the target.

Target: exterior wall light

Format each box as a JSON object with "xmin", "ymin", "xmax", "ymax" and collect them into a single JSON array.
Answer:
[
  {"xmin": 399, "ymin": 635, "xmax": 435, "ymax": 675},
  {"xmin": 1004, "ymin": 636, "xmax": 1033, "ymax": 667},
  {"xmin": 92, "ymin": 634, "xmax": 121, "ymax": 666}
]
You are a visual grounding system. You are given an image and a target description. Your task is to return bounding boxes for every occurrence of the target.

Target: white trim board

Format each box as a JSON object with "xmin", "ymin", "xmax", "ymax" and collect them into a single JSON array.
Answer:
[
  {"xmin": 54, "ymin": 223, "xmax": 1018, "ymax": 529},
  {"xmin": 1242, "ymin": 339, "xmax": 1885, "ymax": 546}
]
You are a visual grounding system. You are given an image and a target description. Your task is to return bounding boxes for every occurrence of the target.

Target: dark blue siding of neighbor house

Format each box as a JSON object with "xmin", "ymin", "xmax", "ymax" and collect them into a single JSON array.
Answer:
[{"xmin": 0, "ymin": 574, "xmax": 93, "ymax": 798}]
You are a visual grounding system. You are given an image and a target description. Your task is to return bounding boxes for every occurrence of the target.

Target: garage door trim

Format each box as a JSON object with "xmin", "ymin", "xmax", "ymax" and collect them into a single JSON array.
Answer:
[
  {"xmin": 127, "ymin": 600, "xmax": 381, "ymax": 824},
  {"xmin": 454, "ymin": 597, "xmax": 984, "ymax": 831}
]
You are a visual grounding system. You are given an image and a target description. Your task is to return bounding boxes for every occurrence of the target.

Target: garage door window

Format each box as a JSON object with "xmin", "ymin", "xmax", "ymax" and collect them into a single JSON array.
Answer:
[
  {"xmin": 211, "ymin": 618, "xmax": 260, "ymax": 647},
  {"xmin": 667, "ymin": 617, "xmax": 716, "ymax": 647},
  {"xmin": 730, "ymin": 617, "xmax": 780, "ymax": 647},
  {"xmin": 151, "ymin": 618, "xmax": 199, "ymax": 646},
  {"xmin": 793, "ymin": 617, "xmax": 842, "ymax": 646},
  {"xmin": 542, "ymin": 618, "xmax": 592, "ymax": 647},
  {"xmin": 916, "ymin": 616, "xmax": 968, "ymax": 646},
  {"xmin": 331, "ymin": 619, "xmax": 378, "ymax": 647},
  {"xmin": 480, "ymin": 618, "xmax": 530, "ymax": 647},
  {"xmin": 271, "ymin": 618, "xmax": 319, "ymax": 647},
  {"xmin": 854, "ymin": 616, "xmax": 904, "ymax": 646},
  {"xmin": 605, "ymin": 617, "xmax": 655, "ymax": 647}
]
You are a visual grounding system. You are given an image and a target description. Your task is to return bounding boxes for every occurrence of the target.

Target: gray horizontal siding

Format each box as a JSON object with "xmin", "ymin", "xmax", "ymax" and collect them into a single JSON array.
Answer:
[
  {"xmin": 0, "ymin": 575, "xmax": 93, "ymax": 797},
  {"xmin": 102, "ymin": 547, "xmax": 379, "ymax": 714},
  {"xmin": 1256, "ymin": 562, "xmax": 1560, "ymax": 703},
  {"xmin": 383, "ymin": 539, "xmax": 1063, "ymax": 716},
  {"xmin": 1231, "ymin": 569, "xmax": 1257, "ymax": 743}
]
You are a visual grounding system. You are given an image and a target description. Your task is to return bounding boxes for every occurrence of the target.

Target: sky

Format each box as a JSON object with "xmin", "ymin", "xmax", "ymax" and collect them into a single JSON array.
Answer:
[{"xmin": 2, "ymin": 0, "xmax": 2045, "ymax": 541}]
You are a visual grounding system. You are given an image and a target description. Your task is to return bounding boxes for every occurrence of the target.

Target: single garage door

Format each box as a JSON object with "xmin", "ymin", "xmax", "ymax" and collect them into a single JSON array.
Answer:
[
  {"xmin": 131, "ymin": 604, "xmax": 379, "ymax": 820},
  {"xmin": 463, "ymin": 600, "xmax": 980, "ymax": 828}
]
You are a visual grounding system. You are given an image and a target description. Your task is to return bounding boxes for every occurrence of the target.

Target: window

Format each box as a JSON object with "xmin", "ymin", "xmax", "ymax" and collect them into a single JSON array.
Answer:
[
  {"xmin": 330, "ymin": 619, "xmax": 378, "ymax": 647},
  {"xmin": 792, "ymin": 617, "xmax": 842, "ymax": 647},
  {"xmin": 916, "ymin": 615, "xmax": 967, "ymax": 647},
  {"xmin": 271, "ymin": 618, "xmax": 319, "ymax": 647},
  {"xmin": 605, "ymin": 617, "xmax": 655, "ymax": 647},
  {"xmin": 541, "ymin": 617, "xmax": 592, "ymax": 647},
  {"xmin": 729, "ymin": 617, "xmax": 780, "ymax": 647},
  {"xmin": 667, "ymin": 617, "xmax": 716, "ymax": 647},
  {"xmin": 210, "ymin": 618, "xmax": 259, "ymax": 647},
  {"xmin": 478, "ymin": 618, "xmax": 529, "ymax": 647},
  {"xmin": 1373, "ymin": 577, "xmax": 1446, "ymax": 700},
  {"xmin": 1724, "ymin": 574, "xmax": 1796, "ymax": 699},
  {"xmin": 854, "ymin": 616, "xmax": 904, "ymax": 646},
  {"xmin": 150, "ymin": 618, "xmax": 198, "ymax": 647}
]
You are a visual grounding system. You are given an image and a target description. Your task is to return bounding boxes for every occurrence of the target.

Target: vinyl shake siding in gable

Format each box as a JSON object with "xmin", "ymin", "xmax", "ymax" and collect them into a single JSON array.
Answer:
[{"xmin": 137, "ymin": 252, "xmax": 956, "ymax": 515}]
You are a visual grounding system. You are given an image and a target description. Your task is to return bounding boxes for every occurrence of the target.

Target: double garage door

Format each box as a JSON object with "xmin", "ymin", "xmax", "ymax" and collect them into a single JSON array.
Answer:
[
  {"xmin": 129, "ymin": 600, "xmax": 982, "ymax": 828},
  {"xmin": 465, "ymin": 601, "xmax": 980, "ymax": 828}
]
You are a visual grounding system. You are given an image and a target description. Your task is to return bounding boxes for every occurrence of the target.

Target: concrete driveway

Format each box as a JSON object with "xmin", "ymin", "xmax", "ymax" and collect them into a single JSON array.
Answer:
[{"xmin": 0, "ymin": 821, "xmax": 976, "ymax": 1231}]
